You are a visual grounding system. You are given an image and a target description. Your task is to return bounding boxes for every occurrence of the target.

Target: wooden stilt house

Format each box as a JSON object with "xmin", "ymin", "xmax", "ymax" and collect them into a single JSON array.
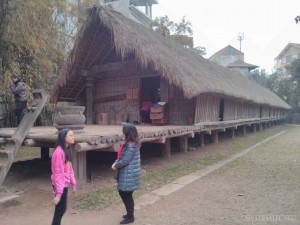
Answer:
[
  {"xmin": 0, "ymin": 5, "xmax": 291, "ymax": 184},
  {"xmin": 51, "ymin": 5, "xmax": 290, "ymax": 127}
]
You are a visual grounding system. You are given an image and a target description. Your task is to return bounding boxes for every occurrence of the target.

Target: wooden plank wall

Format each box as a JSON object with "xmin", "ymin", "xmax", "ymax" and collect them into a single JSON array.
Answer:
[
  {"xmin": 224, "ymin": 99, "xmax": 260, "ymax": 120},
  {"xmin": 224, "ymin": 99, "xmax": 237, "ymax": 121},
  {"xmin": 95, "ymin": 76, "xmax": 139, "ymax": 124},
  {"xmin": 261, "ymin": 106, "xmax": 269, "ymax": 118},
  {"xmin": 160, "ymin": 77, "xmax": 169, "ymax": 102},
  {"xmin": 168, "ymin": 86, "xmax": 195, "ymax": 125},
  {"xmin": 194, "ymin": 94, "xmax": 219, "ymax": 123},
  {"xmin": 247, "ymin": 104, "xmax": 260, "ymax": 119}
]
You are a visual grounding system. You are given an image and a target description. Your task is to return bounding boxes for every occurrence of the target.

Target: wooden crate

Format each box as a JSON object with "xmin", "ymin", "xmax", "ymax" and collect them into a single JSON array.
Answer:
[
  {"xmin": 150, "ymin": 112, "xmax": 164, "ymax": 120},
  {"xmin": 150, "ymin": 106, "xmax": 164, "ymax": 113},
  {"xmin": 150, "ymin": 104, "xmax": 167, "ymax": 125}
]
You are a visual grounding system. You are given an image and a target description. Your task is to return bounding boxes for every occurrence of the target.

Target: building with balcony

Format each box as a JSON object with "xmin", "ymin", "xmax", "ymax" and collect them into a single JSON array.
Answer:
[
  {"xmin": 275, "ymin": 43, "xmax": 300, "ymax": 76},
  {"xmin": 102, "ymin": 0, "xmax": 158, "ymax": 27}
]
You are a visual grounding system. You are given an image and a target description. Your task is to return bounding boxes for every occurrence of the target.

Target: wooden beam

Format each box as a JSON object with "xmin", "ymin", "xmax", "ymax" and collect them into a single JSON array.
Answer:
[
  {"xmin": 95, "ymin": 94, "xmax": 126, "ymax": 103},
  {"xmin": 83, "ymin": 60, "xmax": 137, "ymax": 75},
  {"xmin": 145, "ymin": 136, "xmax": 166, "ymax": 144},
  {"xmin": 75, "ymin": 142, "xmax": 114, "ymax": 152},
  {"xmin": 24, "ymin": 139, "xmax": 55, "ymax": 148}
]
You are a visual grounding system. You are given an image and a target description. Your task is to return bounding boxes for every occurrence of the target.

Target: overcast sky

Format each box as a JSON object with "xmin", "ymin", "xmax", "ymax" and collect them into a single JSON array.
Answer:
[{"xmin": 152, "ymin": 0, "xmax": 300, "ymax": 73}]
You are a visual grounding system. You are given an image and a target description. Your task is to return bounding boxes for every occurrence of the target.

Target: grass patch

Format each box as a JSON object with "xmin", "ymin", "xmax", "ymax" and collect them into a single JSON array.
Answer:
[
  {"xmin": 73, "ymin": 188, "xmax": 120, "ymax": 210},
  {"xmin": 140, "ymin": 154, "xmax": 224, "ymax": 191},
  {"xmin": 73, "ymin": 154, "xmax": 224, "ymax": 210},
  {"xmin": 15, "ymin": 147, "xmax": 40, "ymax": 160}
]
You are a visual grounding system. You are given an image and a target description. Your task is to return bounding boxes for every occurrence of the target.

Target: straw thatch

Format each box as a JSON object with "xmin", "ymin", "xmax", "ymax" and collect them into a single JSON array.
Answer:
[{"xmin": 51, "ymin": 5, "xmax": 290, "ymax": 109}]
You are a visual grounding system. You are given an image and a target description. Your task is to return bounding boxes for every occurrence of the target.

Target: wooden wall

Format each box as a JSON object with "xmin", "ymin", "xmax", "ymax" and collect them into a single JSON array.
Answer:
[
  {"xmin": 261, "ymin": 106, "xmax": 269, "ymax": 118},
  {"xmin": 193, "ymin": 94, "xmax": 284, "ymax": 123},
  {"xmin": 194, "ymin": 94, "xmax": 220, "ymax": 123},
  {"xmin": 93, "ymin": 71, "xmax": 287, "ymax": 125},
  {"xmin": 168, "ymin": 85, "xmax": 195, "ymax": 125},
  {"xmin": 95, "ymin": 76, "xmax": 139, "ymax": 124},
  {"xmin": 238, "ymin": 102, "xmax": 260, "ymax": 120}
]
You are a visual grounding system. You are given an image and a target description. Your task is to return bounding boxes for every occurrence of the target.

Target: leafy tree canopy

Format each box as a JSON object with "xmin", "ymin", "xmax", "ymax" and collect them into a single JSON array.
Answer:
[
  {"xmin": 0, "ymin": 0, "xmax": 95, "ymax": 103},
  {"xmin": 152, "ymin": 15, "xmax": 206, "ymax": 56}
]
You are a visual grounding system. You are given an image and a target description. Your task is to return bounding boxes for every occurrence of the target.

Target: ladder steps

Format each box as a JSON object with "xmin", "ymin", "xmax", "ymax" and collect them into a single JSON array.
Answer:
[{"xmin": 0, "ymin": 89, "xmax": 48, "ymax": 185}]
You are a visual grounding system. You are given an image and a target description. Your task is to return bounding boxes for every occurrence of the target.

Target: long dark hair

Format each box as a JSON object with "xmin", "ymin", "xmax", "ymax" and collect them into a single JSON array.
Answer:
[
  {"xmin": 56, "ymin": 128, "xmax": 72, "ymax": 163},
  {"xmin": 122, "ymin": 123, "xmax": 140, "ymax": 148}
]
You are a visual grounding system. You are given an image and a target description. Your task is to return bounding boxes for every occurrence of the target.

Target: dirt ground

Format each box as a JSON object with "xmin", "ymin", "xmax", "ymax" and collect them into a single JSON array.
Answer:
[{"xmin": 0, "ymin": 124, "xmax": 298, "ymax": 225}]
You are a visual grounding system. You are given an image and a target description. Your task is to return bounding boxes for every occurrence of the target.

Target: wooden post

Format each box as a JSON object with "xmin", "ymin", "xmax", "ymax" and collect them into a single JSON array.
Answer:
[
  {"xmin": 200, "ymin": 132, "xmax": 205, "ymax": 148},
  {"xmin": 86, "ymin": 77, "xmax": 94, "ymax": 124},
  {"xmin": 72, "ymin": 145, "xmax": 87, "ymax": 183},
  {"xmin": 259, "ymin": 123, "xmax": 263, "ymax": 132},
  {"xmin": 211, "ymin": 130, "xmax": 219, "ymax": 144},
  {"xmin": 162, "ymin": 138, "xmax": 171, "ymax": 158},
  {"xmin": 231, "ymin": 128, "xmax": 235, "ymax": 139},
  {"xmin": 179, "ymin": 135, "xmax": 188, "ymax": 153},
  {"xmin": 252, "ymin": 124, "xmax": 257, "ymax": 133},
  {"xmin": 197, "ymin": 132, "xmax": 204, "ymax": 147},
  {"xmin": 242, "ymin": 125, "xmax": 247, "ymax": 136},
  {"xmin": 40, "ymin": 147, "xmax": 49, "ymax": 161}
]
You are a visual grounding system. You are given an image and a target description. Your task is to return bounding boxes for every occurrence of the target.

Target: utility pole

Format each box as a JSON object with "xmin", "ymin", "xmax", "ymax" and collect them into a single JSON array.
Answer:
[{"xmin": 237, "ymin": 32, "xmax": 244, "ymax": 52}]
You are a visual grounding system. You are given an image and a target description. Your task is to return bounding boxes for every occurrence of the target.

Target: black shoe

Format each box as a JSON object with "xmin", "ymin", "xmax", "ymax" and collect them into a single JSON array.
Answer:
[
  {"xmin": 120, "ymin": 217, "xmax": 134, "ymax": 224},
  {"xmin": 122, "ymin": 214, "xmax": 128, "ymax": 219}
]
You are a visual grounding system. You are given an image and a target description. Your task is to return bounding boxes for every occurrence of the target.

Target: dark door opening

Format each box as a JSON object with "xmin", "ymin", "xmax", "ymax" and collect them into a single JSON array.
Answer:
[
  {"xmin": 219, "ymin": 98, "xmax": 224, "ymax": 121},
  {"xmin": 140, "ymin": 76, "xmax": 160, "ymax": 123}
]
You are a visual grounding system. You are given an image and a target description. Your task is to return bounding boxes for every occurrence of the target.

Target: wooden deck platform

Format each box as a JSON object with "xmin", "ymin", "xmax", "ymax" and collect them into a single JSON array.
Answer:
[{"xmin": 0, "ymin": 117, "xmax": 286, "ymax": 183}]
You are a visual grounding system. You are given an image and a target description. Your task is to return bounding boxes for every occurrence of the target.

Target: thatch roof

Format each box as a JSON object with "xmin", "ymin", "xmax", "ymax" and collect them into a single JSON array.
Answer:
[{"xmin": 51, "ymin": 5, "xmax": 290, "ymax": 109}]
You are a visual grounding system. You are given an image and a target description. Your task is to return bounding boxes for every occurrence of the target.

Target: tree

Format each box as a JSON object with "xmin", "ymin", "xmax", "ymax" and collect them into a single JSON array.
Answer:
[
  {"xmin": 152, "ymin": 15, "xmax": 206, "ymax": 56},
  {"xmin": 152, "ymin": 15, "xmax": 175, "ymax": 37},
  {"xmin": 0, "ymin": 0, "xmax": 96, "ymax": 103}
]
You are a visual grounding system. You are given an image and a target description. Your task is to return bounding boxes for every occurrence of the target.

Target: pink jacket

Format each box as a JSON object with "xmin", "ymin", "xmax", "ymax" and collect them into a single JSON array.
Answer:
[{"xmin": 51, "ymin": 146, "xmax": 76, "ymax": 199}]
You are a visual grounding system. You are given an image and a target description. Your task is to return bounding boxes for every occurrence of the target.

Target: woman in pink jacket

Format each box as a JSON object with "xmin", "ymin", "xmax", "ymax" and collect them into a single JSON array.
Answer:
[{"xmin": 51, "ymin": 128, "xmax": 76, "ymax": 225}]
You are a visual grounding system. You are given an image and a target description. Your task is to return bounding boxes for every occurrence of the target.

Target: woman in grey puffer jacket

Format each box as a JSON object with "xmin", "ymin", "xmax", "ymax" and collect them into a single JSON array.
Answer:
[{"xmin": 112, "ymin": 123, "xmax": 141, "ymax": 224}]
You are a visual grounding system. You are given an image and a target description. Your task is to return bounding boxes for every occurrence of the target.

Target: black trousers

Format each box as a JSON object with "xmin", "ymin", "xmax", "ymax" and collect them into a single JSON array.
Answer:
[
  {"xmin": 15, "ymin": 100, "xmax": 27, "ymax": 126},
  {"xmin": 52, "ymin": 187, "xmax": 68, "ymax": 225},
  {"xmin": 119, "ymin": 190, "xmax": 134, "ymax": 218}
]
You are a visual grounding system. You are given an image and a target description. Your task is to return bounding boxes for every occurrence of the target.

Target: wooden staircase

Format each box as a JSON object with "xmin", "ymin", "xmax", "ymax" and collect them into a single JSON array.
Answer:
[{"xmin": 0, "ymin": 89, "xmax": 48, "ymax": 185}]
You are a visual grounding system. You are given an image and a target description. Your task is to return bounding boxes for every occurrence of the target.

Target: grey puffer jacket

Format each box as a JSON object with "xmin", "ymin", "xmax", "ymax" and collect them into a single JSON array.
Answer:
[
  {"xmin": 115, "ymin": 142, "xmax": 141, "ymax": 191},
  {"xmin": 11, "ymin": 79, "xmax": 27, "ymax": 101}
]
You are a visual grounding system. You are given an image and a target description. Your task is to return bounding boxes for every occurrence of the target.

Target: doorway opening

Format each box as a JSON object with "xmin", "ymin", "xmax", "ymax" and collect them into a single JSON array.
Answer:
[
  {"xmin": 139, "ymin": 76, "xmax": 160, "ymax": 123},
  {"xmin": 219, "ymin": 98, "xmax": 224, "ymax": 121}
]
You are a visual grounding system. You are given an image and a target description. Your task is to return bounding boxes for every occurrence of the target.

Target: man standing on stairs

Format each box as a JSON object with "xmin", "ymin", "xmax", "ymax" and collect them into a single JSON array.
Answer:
[{"xmin": 10, "ymin": 74, "xmax": 27, "ymax": 126}]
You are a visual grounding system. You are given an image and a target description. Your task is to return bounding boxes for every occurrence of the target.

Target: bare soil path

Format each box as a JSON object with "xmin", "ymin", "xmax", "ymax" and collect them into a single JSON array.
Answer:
[{"xmin": 0, "ymin": 125, "xmax": 299, "ymax": 225}]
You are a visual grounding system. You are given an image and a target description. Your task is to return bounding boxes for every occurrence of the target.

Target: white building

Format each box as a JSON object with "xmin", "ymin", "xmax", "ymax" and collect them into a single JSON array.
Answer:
[
  {"xmin": 275, "ymin": 43, "xmax": 300, "ymax": 76},
  {"xmin": 102, "ymin": 0, "xmax": 158, "ymax": 27}
]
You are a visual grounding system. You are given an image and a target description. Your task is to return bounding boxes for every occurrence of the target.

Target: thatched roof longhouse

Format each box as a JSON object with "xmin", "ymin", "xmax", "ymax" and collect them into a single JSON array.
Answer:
[{"xmin": 51, "ymin": 5, "xmax": 290, "ymax": 109}]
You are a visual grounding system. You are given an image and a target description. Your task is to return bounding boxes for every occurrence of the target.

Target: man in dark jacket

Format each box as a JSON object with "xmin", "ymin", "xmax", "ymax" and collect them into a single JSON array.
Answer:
[{"xmin": 10, "ymin": 74, "xmax": 27, "ymax": 126}]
